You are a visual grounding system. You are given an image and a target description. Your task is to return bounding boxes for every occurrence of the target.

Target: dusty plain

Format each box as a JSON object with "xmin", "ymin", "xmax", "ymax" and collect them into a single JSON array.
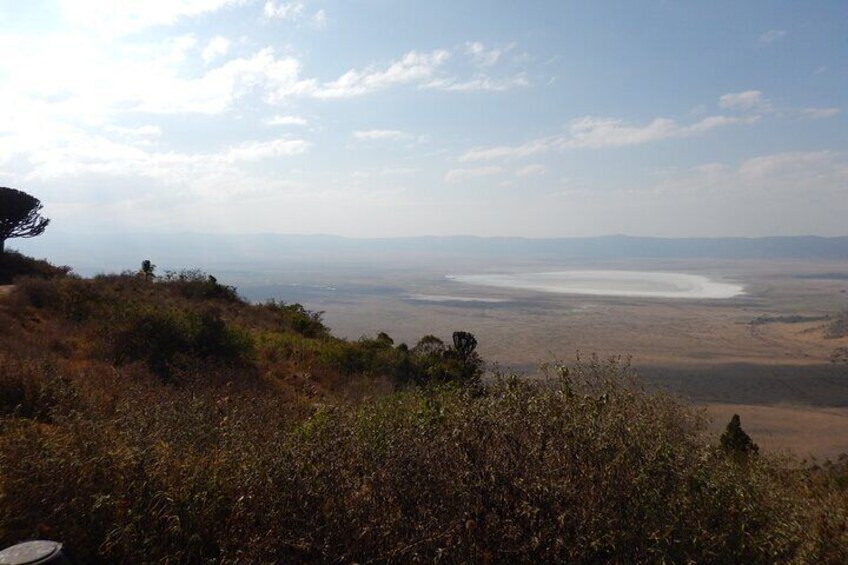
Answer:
[{"xmin": 235, "ymin": 257, "xmax": 848, "ymax": 459}]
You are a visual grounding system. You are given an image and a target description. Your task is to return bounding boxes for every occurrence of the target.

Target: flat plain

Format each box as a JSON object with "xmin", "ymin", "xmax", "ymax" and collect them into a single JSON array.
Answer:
[{"xmin": 236, "ymin": 256, "xmax": 848, "ymax": 459}]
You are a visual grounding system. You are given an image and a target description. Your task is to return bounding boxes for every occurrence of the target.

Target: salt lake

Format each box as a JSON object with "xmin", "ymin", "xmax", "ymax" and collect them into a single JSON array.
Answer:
[{"xmin": 446, "ymin": 270, "xmax": 744, "ymax": 299}]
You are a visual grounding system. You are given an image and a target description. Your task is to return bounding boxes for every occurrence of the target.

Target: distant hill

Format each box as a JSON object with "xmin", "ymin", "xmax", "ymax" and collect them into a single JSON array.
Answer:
[{"xmin": 14, "ymin": 232, "xmax": 848, "ymax": 274}]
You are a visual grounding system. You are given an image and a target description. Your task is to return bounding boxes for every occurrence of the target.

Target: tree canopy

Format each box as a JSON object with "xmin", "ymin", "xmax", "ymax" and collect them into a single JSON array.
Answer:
[{"xmin": 0, "ymin": 187, "xmax": 50, "ymax": 253}]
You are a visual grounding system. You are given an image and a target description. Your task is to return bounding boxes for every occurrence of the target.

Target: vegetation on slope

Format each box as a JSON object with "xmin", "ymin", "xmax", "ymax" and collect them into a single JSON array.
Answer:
[
  {"xmin": 0, "ymin": 249, "xmax": 69, "ymax": 285},
  {"xmin": 0, "ymin": 258, "xmax": 847, "ymax": 563}
]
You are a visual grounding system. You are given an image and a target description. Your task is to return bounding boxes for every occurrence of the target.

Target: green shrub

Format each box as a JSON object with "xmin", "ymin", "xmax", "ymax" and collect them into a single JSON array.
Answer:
[
  {"xmin": 262, "ymin": 300, "xmax": 329, "ymax": 338},
  {"xmin": 255, "ymin": 331, "xmax": 323, "ymax": 364},
  {"xmin": 161, "ymin": 269, "xmax": 242, "ymax": 303},
  {"xmin": 317, "ymin": 335, "xmax": 411, "ymax": 380},
  {"xmin": 403, "ymin": 331, "xmax": 485, "ymax": 387},
  {"xmin": 108, "ymin": 306, "xmax": 253, "ymax": 379}
]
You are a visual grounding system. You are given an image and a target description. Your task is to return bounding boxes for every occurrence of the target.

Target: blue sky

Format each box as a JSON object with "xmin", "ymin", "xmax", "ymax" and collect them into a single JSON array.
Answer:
[{"xmin": 1, "ymin": 0, "xmax": 846, "ymax": 237}]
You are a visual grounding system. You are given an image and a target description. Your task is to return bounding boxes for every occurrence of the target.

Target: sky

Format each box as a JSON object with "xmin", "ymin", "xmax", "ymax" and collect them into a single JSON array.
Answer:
[{"xmin": 0, "ymin": 0, "xmax": 846, "ymax": 238}]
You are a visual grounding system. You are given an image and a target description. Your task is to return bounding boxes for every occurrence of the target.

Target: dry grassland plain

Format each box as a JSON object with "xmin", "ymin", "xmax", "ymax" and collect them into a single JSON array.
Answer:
[{"xmin": 237, "ymin": 257, "xmax": 848, "ymax": 459}]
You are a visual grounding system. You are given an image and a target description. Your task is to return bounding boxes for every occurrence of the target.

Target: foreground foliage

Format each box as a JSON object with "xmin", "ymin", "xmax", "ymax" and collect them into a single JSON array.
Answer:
[
  {"xmin": 0, "ymin": 264, "xmax": 847, "ymax": 562},
  {"xmin": 1, "ymin": 356, "xmax": 846, "ymax": 563}
]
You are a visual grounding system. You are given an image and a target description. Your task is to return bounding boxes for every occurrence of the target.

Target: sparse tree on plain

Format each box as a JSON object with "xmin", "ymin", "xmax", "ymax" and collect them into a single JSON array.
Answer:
[{"xmin": 141, "ymin": 259, "xmax": 156, "ymax": 279}]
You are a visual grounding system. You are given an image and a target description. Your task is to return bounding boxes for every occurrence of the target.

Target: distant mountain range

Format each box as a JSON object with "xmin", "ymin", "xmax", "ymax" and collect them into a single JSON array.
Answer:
[{"xmin": 14, "ymin": 233, "xmax": 848, "ymax": 274}]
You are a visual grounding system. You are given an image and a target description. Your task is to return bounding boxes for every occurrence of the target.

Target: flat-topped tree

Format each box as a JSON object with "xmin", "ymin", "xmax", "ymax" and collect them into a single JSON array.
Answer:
[{"xmin": 0, "ymin": 187, "xmax": 50, "ymax": 254}]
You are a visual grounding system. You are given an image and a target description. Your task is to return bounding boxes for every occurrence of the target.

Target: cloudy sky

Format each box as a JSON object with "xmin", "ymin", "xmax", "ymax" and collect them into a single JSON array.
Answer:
[{"xmin": 1, "ymin": 1, "xmax": 846, "ymax": 237}]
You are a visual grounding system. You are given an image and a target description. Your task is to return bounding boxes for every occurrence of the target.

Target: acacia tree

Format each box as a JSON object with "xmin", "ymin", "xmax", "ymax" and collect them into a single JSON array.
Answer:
[{"xmin": 0, "ymin": 187, "xmax": 50, "ymax": 253}]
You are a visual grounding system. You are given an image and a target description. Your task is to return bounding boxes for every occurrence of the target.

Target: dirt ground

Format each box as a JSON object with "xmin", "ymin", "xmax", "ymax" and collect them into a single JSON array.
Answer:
[{"xmin": 704, "ymin": 403, "xmax": 848, "ymax": 461}]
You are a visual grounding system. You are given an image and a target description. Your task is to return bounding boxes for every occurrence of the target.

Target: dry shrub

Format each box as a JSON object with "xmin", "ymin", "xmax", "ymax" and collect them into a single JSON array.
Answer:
[
  {"xmin": 796, "ymin": 457, "xmax": 848, "ymax": 563},
  {"xmin": 1, "ymin": 357, "xmax": 836, "ymax": 563},
  {"xmin": 2, "ymin": 270, "xmax": 845, "ymax": 562},
  {"xmin": 0, "ymin": 355, "xmax": 81, "ymax": 422},
  {"xmin": 0, "ymin": 250, "xmax": 70, "ymax": 284}
]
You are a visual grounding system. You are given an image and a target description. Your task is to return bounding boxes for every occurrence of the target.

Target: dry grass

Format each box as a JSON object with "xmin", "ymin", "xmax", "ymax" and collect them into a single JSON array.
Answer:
[
  {"xmin": 1, "ymin": 267, "xmax": 847, "ymax": 562},
  {"xmin": 704, "ymin": 403, "xmax": 848, "ymax": 460},
  {"xmin": 3, "ymin": 356, "xmax": 843, "ymax": 563}
]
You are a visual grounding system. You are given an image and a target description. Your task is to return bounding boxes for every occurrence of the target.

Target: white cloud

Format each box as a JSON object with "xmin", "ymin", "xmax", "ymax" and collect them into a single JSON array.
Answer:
[
  {"xmin": 540, "ymin": 151, "xmax": 848, "ymax": 237},
  {"xmin": 646, "ymin": 151, "xmax": 846, "ymax": 196},
  {"xmin": 0, "ymin": 106, "xmax": 309, "ymax": 198},
  {"xmin": 465, "ymin": 41, "xmax": 511, "ymax": 67},
  {"xmin": 0, "ymin": 30, "xmax": 525, "ymax": 138},
  {"xmin": 802, "ymin": 107, "xmax": 841, "ymax": 119},
  {"xmin": 567, "ymin": 116, "xmax": 679, "ymax": 148},
  {"xmin": 202, "ymin": 36, "xmax": 231, "ymax": 64},
  {"xmin": 515, "ymin": 164, "xmax": 546, "ymax": 177},
  {"xmin": 166, "ymin": 34, "xmax": 199, "ymax": 64},
  {"xmin": 57, "ymin": 0, "xmax": 246, "ymax": 36},
  {"xmin": 262, "ymin": 2, "xmax": 326, "ymax": 27},
  {"xmin": 352, "ymin": 130, "xmax": 407, "ymax": 141},
  {"xmin": 444, "ymin": 166, "xmax": 503, "ymax": 183},
  {"xmin": 312, "ymin": 50, "xmax": 451, "ymax": 98},
  {"xmin": 568, "ymin": 114, "xmax": 756, "ymax": 148},
  {"xmin": 460, "ymin": 138, "xmax": 555, "ymax": 162},
  {"xmin": 758, "ymin": 29, "xmax": 787, "ymax": 45},
  {"xmin": 267, "ymin": 115, "xmax": 308, "ymax": 126},
  {"xmin": 0, "ymin": 32, "xmax": 314, "ymax": 119},
  {"xmin": 424, "ymin": 74, "xmax": 529, "ymax": 92},
  {"xmin": 105, "ymin": 125, "xmax": 163, "ymax": 140},
  {"xmin": 224, "ymin": 138, "xmax": 310, "ymax": 162},
  {"xmin": 381, "ymin": 167, "xmax": 419, "ymax": 176},
  {"xmin": 685, "ymin": 114, "xmax": 757, "ymax": 132},
  {"xmin": 719, "ymin": 90, "xmax": 771, "ymax": 112},
  {"xmin": 136, "ymin": 48, "xmax": 313, "ymax": 113},
  {"xmin": 459, "ymin": 113, "xmax": 754, "ymax": 161},
  {"xmin": 263, "ymin": 1, "xmax": 305, "ymax": 20},
  {"xmin": 414, "ymin": 42, "xmax": 527, "ymax": 93},
  {"xmin": 736, "ymin": 151, "xmax": 846, "ymax": 183}
]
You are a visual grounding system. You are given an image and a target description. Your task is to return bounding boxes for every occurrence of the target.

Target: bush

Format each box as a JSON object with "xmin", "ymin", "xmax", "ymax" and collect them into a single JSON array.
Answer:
[
  {"xmin": 0, "ymin": 250, "xmax": 70, "ymax": 285},
  {"xmin": 0, "ymin": 356, "xmax": 70, "ymax": 421},
  {"xmin": 15, "ymin": 275, "xmax": 103, "ymax": 322},
  {"xmin": 720, "ymin": 413, "xmax": 759, "ymax": 457},
  {"xmin": 108, "ymin": 305, "xmax": 253, "ymax": 380},
  {"xmin": 1, "ymin": 357, "xmax": 833, "ymax": 562},
  {"xmin": 161, "ymin": 269, "xmax": 242, "ymax": 303},
  {"xmin": 3, "ymin": 266, "xmax": 847, "ymax": 561},
  {"xmin": 403, "ymin": 332, "xmax": 485, "ymax": 387},
  {"xmin": 261, "ymin": 300, "xmax": 329, "ymax": 338}
]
